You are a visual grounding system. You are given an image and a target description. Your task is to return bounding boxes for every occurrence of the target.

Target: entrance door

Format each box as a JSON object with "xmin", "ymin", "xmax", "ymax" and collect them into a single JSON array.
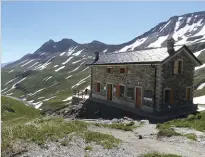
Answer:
[
  {"xmin": 136, "ymin": 87, "xmax": 142, "ymax": 107},
  {"xmin": 107, "ymin": 84, "xmax": 112, "ymax": 100}
]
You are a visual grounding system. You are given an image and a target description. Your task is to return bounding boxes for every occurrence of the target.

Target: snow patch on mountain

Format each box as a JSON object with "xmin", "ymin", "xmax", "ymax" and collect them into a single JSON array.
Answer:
[
  {"xmin": 28, "ymin": 88, "xmax": 45, "ymax": 96},
  {"xmin": 73, "ymin": 49, "xmax": 84, "ymax": 56},
  {"xmin": 119, "ymin": 37, "xmax": 147, "ymax": 52},
  {"xmin": 66, "ymin": 75, "xmax": 72, "ymax": 79},
  {"xmin": 194, "ymin": 49, "xmax": 204, "ymax": 57},
  {"xmin": 195, "ymin": 64, "xmax": 205, "ymax": 70},
  {"xmin": 8, "ymin": 70, "xmax": 14, "ymax": 73},
  {"xmin": 71, "ymin": 75, "xmax": 90, "ymax": 89},
  {"xmin": 148, "ymin": 36, "xmax": 168, "ymax": 48},
  {"xmin": 72, "ymin": 58, "xmax": 85, "ymax": 64},
  {"xmin": 28, "ymin": 62, "xmax": 39, "ymax": 69},
  {"xmin": 43, "ymin": 96, "xmax": 56, "ymax": 101},
  {"xmin": 55, "ymin": 66, "xmax": 65, "ymax": 72},
  {"xmin": 68, "ymin": 65, "xmax": 81, "ymax": 74},
  {"xmin": 5, "ymin": 77, "xmax": 18, "ymax": 86},
  {"xmin": 62, "ymin": 57, "xmax": 73, "ymax": 65},
  {"xmin": 194, "ymin": 95, "xmax": 205, "ymax": 104},
  {"xmin": 21, "ymin": 59, "xmax": 35, "ymax": 67},
  {"xmin": 60, "ymin": 52, "xmax": 66, "ymax": 56},
  {"xmin": 160, "ymin": 20, "xmax": 171, "ymax": 32},
  {"xmin": 63, "ymin": 96, "xmax": 72, "ymax": 102},
  {"xmin": 197, "ymin": 83, "xmax": 205, "ymax": 90}
]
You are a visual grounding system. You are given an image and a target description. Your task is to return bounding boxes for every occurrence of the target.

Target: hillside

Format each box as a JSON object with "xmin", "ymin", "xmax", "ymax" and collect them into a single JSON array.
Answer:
[
  {"xmin": 1, "ymin": 96, "xmax": 41, "ymax": 125},
  {"xmin": 2, "ymin": 11, "xmax": 205, "ymax": 111}
]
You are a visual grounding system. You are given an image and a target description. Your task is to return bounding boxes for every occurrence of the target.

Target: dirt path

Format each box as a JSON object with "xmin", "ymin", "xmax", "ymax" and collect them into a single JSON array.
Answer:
[{"xmin": 88, "ymin": 123, "xmax": 205, "ymax": 157}]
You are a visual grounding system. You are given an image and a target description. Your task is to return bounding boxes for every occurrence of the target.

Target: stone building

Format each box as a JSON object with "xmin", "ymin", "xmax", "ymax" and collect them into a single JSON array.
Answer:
[{"xmin": 87, "ymin": 39, "xmax": 202, "ymax": 117}]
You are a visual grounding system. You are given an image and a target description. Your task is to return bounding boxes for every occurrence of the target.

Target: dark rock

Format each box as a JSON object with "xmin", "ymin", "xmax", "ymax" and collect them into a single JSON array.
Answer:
[{"xmin": 139, "ymin": 135, "xmax": 143, "ymax": 139}]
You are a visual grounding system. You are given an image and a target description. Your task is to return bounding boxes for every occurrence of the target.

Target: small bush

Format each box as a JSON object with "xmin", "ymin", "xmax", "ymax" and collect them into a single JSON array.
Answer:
[
  {"xmin": 143, "ymin": 152, "xmax": 182, "ymax": 157},
  {"xmin": 184, "ymin": 133, "xmax": 197, "ymax": 141},
  {"xmin": 157, "ymin": 128, "xmax": 181, "ymax": 137},
  {"xmin": 84, "ymin": 146, "xmax": 93, "ymax": 151},
  {"xmin": 187, "ymin": 114, "xmax": 195, "ymax": 121}
]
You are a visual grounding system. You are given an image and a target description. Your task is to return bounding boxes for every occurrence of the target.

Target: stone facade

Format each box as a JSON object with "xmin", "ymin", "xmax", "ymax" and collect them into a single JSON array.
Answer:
[
  {"xmin": 90, "ymin": 49, "xmax": 196, "ymax": 113},
  {"xmin": 160, "ymin": 49, "xmax": 195, "ymax": 109}
]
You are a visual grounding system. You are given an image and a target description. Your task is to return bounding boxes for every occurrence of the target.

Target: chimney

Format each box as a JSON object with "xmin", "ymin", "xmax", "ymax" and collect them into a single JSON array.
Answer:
[
  {"xmin": 167, "ymin": 37, "xmax": 175, "ymax": 55},
  {"xmin": 94, "ymin": 51, "xmax": 99, "ymax": 63}
]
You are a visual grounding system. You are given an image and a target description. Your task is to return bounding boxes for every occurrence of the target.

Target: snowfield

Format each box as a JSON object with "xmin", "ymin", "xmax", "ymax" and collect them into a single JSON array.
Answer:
[
  {"xmin": 195, "ymin": 64, "xmax": 205, "ymax": 70},
  {"xmin": 194, "ymin": 49, "xmax": 204, "ymax": 57},
  {"xmin": 148, "ymin": 36, "xmax": 168, "ymax": 48},
  {"xmin": 118, "ymin": 37, "xmax": 147, "ymax": 52},
  {"xmin": 194, "ymin": 95, "xmax": 205, "ymax": 104}
]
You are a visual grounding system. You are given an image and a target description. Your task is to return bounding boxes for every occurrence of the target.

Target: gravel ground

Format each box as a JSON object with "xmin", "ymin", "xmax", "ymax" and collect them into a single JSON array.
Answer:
[{"xmin": 10, "ymin": 120, "xmax": 205, "ymax": 157}]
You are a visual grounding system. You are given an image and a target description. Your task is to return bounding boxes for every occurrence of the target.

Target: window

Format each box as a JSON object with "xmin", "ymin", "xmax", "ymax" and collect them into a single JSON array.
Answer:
[
  {"xmin": 186, "ymin": 87, "xmax": 191, "ymax": 100},
  {"xmin": 144, "ymin": 90, "xmax": 153, "ymax": 98},
  {"xmin": 120, "ymin": 68, "xmax": 125, "ymax": 73},
  {"xmin": 174, "ymin": 59, "xmax": 183, "ymax": 74},
  {"xmin": 96, "ymin": 82, "xmax": 100, "ymax": 92},
  {"xmin": 127, "ymin": 88, "xmax": 134, "ymax": 99},
  {"xmin": 164, "ymin": 89, "xmax": 174, "ymax": 104},
  {"xmin": 116, "ymin": 85, "xmax": 125, "ymax": 97},
  {"xmin": 107, "ymin": 67, "xmax": 112, "ymax": 73},
  {"xmin": 164, "ymin": 89, "xmax": 170, "ymax": 103}
]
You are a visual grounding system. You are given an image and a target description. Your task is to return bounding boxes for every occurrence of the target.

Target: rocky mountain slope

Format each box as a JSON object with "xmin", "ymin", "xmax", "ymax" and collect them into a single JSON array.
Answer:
[{"xmin": 2, "ymin": 11, "xmax": 205, "ymax": 111}]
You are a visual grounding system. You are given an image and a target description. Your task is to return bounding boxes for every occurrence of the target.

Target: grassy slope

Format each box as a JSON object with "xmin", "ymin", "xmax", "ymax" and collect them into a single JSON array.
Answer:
[
  {"xmin": 1, "ymin": 96, "xmax": 41, "ymax": 125},
  {"xmin": 1, "ymin": 54, "xmax": 91, "ymax": 112},
  {"xmin": 157, "ymin": 112, "xmax": 205, "ymax": 140}
]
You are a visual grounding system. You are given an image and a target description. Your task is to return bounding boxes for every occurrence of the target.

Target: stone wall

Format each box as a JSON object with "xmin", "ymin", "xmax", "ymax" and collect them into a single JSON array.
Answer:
[
  {"xmin": 161, "ymin": 49, "xmax": 195, "ymax": 108},
  {"xmin": 91, "ymin": 64, "xmax": 161, "ymax": 110}
]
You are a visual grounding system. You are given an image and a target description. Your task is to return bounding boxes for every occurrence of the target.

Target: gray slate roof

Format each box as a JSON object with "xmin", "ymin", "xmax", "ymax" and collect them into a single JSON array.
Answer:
[{"xmin": 92, "ymin": 46, "xmax": 182, "ymax": 65}]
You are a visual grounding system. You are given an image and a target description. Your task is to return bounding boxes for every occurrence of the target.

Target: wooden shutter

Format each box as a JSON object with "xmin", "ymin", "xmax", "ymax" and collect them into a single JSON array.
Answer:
[
  {"xmin": 116, "ymin": 85, "xmax": 120, "ymax": 97},
  {"xmin": 170, "ymin": 89, "xmax": 174, "ymax": 104},
  {"xmin": 174, "ymin": 60, "xmax": 178, "ymax": 74},
  {"xmin": 186, "ymin": 87, "xmax": 191, "ymax": 100}
]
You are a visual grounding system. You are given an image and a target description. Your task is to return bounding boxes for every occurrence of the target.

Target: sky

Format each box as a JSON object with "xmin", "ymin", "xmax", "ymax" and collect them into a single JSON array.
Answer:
[{"xmin": 2, "ymin": 1, "xmax": 205, "ymax": 63}]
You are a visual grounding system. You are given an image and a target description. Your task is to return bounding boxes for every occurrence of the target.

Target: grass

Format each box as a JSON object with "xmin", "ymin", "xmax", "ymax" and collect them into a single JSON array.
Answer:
[
  {"xmin": 94, "ymin": 121, "xmax": 137, "ymax": 131},
  {"xmin": 142, "ymin": 152, "xmax": 182, "ymax": 157},
  {"xmin": 1, "ymin": 96, "xmax": 41, "ymax": 125},
  {"xmin": 84, "ymin": 131, "xmax": 121, "ymax": 149},
  {"xmin": 84, "ymin": 146, "xmax": 93, "ymax": 151},
  {"xmin": 2, "ymin": 117, "xmax": 121, "ymax": 154},
  {"xmin": 157, "ymin": 112, "xmax": 205, "ymax": 132},
  {"xmin": 183, "ymin": 133, "xmax": 197, "ymax": 141},
  {"xmin": 157, "ymin": 112, "xmax": 205, "ymax": 140}
]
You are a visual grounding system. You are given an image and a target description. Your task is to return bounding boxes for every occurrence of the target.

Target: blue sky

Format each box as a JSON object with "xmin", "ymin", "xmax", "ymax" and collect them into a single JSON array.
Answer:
[{"xmin": 2, "ymin": 1, "xmax": 205, "ymax": 63}]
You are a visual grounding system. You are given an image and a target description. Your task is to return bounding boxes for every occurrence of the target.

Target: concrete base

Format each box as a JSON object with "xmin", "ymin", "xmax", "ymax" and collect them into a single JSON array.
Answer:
[{"xmin": 89, "ymin": 95, "xmax": 198, "ymax": 122}]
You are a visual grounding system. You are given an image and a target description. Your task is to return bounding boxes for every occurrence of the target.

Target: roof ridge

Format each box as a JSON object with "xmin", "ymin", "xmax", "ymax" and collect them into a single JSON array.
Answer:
[{"xmin": 102, "ymin": 44, "xmax": 184, "ymax": 56}]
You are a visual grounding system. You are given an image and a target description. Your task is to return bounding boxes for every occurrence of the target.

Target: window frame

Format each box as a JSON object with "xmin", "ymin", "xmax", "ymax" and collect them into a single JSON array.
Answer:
[
  {"xmin": 173, "ymin": 59, "xmax": 183, "ymax": 75},
  {"xmin": 127, "ymin": 87, "xmax": 134, "ymax": 99},
  {"xmin": 186, "ymin": 86, "xmax": 192, "ymax": 100},
  {"xmin": 107, "ymin": 67, "xmax": 112, "ymax": 73},
  {"xmin": 96, "ymin": 82, "xmax": 101, "ymax": 93},
  {"xmin": 144, "ymin": 90, "xmax": 153, "ymax": 98},
  {"xmin": 119, "ymin": 67, "xmax": 126, "ymax": 74},
  {"xmin": 163, "ymin": 88, "xmax": 171, "ymax": 104}
]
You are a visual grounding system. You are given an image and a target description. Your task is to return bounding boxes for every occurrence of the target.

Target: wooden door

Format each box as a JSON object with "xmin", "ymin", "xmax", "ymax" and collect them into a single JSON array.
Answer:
[
  {"xmin": 136, "ymin": 87, "xmax": 142, "ymax": 107},
  {"xmin": 107, "ymin": 84, "xmax": 112, "ymax": 100}
]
